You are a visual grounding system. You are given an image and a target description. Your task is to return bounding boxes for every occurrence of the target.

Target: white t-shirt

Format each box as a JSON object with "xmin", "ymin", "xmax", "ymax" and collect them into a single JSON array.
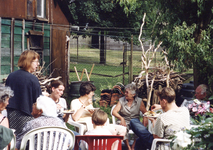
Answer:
[
  {"xmin": 70, "ymin": 99, "xmax": 93, "ymax": 118},
  {"xmin": 57, "ymin": 97, "xmax": 67, "ymax": 113},
  {"xmin": 79, "ymin": 126, "xmax": 112, "ymax": 150},
  {"xmin": 70, "ymin": 99, "xmax": 94, "ymax": 131}
]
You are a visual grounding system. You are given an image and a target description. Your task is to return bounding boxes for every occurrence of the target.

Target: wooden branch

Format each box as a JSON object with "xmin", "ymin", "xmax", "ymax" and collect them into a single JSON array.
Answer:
[
  {"xmin": 39, "ymin": 76, "xmax": 62, "ymax": 85},
  {"xmin": 74, "ymin": 66, "xmax": 80, "ymax": 81},
  {"xmin": 147, "ymin": 41, "xmax": 162, "ymax": 67},
  {"xmin": 146, "ymin": 75, "xmax": 156, "ymax": 110},
  {"xmin": 89, "ymin": 64, "xmax": 95, "ymax": 79},
  {"xmin": 138, "ymin": 13, "xmax": 146, "ymax": 55},
  {"xmin": 166, "ymin": 67, "xmax": 170, "ymax": 87}
]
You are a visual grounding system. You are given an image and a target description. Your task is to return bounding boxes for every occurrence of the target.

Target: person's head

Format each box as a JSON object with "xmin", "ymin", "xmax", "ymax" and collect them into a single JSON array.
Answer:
[
  {"xmin": 79, "ymin": 81, "xmax": 96, "ymax": 98},
  {"xmin": 195, "ymin": 84, "xmax": 208, "ymax": 100},
  {"xmin": 0, "ymin": 85, "xmax": 13, "ymax": 112},
  {"xmin": 125, "ymin": 83, "xmax": 137, "ymax": 100},
  {"xmin": 92, "ymin": 109, "xmax": 108, "ymax": 126},
  {"xmin": 18, "ymin": 50, "xmax": 40, "ymax": 73},
  {"xmin": 156, "ymin": 87, "xmax": 176, "ymax": 110},
  {"xmin": 31, "ymin": 95, "xmax": 57, "ymax": 118},
  {"xmin": 50, "ymin": 80, "xmax": 65, "ymax": 100}
]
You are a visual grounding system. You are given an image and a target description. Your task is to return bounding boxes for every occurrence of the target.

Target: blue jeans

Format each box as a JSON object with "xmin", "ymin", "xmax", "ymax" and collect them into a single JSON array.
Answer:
[
  {"xmin": 130, "ymin": 118, "xmax": 153, "ymax": 150},
  {"xmin": 72, "ymin": 131, "xmax": 81, "ymax": 150}
]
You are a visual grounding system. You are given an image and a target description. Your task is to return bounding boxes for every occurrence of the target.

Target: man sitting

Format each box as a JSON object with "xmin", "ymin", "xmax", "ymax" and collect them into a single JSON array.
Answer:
[
  {"xmin": 15, "ymin": 95, "xmax": 79, "ymax": 150},
  {"xmin": 130, "ymin": 87, "xmax": 190, "ymax": 150}
]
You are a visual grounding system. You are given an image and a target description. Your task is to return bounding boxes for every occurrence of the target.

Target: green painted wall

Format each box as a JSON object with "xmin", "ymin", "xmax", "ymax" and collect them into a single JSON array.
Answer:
[
  {"xmin": 1, "ymin": 19, "xmax": 11, "ymax": 79},
  {"xmin": 0, "ymin": 18, "xmax": 51, "ymax": 82}
]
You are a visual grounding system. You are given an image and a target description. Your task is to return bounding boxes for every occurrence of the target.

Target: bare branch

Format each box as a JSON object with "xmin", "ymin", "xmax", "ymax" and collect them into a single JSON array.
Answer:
[{"xmin": 138, "ymin": 13, "xmax": 146, "ymax": 55}]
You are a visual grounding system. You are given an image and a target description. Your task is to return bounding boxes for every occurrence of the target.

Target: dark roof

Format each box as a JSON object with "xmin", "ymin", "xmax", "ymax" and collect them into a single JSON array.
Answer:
[{"xmin": 56, "ymin": 0, "xmax": 74, "ymax": 24}]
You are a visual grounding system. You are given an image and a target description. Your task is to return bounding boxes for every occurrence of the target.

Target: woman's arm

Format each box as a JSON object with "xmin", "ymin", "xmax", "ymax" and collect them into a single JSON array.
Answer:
[
  {"xmin": 63, "ymin": 114, "xmax": 69, "ymax": 122},
  {"xmin": 71, "ymin": 98, "xmax": 93, "ymax": 121},
  {"xmin": 140, "ymin": 100, "xmax": 148, "ymax": 127},
  {"xmin": 112, "ymin": 102, "xmax": 127, "ymax": 127},
  {"xmin": 71, "ymin": 104, "xmax": 85, "ymax": 121},
  {"xmin": 0, "ymin": 116, "xmax": 9, "ymax": 128}
]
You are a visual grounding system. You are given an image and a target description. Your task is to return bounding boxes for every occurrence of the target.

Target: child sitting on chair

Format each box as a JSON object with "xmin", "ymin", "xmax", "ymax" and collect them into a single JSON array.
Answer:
[{"xmin": 80, "ymin": 109, "xmax": 119, "ymax": 150}]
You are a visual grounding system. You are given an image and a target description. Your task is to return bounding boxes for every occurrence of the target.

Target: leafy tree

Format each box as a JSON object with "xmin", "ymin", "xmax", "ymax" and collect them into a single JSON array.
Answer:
[
  {"xmin": 68, "ymin": 0, "xmax": 148, "ymax": 63},
  {"xmin": 118, "ymin": 0, "xmax": 213, "ymax": 92}
]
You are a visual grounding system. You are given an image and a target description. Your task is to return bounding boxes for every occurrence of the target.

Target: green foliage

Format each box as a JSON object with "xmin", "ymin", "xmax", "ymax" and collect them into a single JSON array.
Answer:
[
  {"xmin": 187, "ymin": 113, "xmax": 213, "ymax": 149},
  {"xmin": 118, "ymin": 0, "xmax": 213, "ymax": 91},
  {"xmin": 68, "ymin": 0, "xmax": 146, "ymax": 44},
  {"xmin": 93, "ymin": 100, "xmax": 113, "ymax": 123}
]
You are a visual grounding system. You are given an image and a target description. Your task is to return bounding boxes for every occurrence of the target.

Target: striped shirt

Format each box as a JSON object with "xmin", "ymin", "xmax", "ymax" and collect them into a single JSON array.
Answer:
[
  {"xmin": 153, "ymin": 107, "xmax": 190, "ymax": 139},
  {"xmin": 153, "ymin": 107, "xmax": 190, "ymax": 150}
]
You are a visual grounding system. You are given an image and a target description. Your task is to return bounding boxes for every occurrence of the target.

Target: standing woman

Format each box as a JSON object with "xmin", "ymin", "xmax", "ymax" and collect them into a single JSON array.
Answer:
[
  {"xmin": 6, "ymin": 50, "xmax": 42, "ymax": 135},
  {"xmin": 49, "ymin": 80, "xmax": 69, "ymax": 122}
]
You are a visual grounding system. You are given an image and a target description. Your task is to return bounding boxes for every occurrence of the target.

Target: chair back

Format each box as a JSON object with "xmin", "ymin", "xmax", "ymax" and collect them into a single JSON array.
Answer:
[
  {"xmin": 19, "ymin": 126, "xmax": 75, "ymax": 150},
  {"xmin": 67, "ymin": 116, "xmax": 85, "ymax": 135},
  {"xmin": 3, "ymin": 132, "xmax": 16, "ymax": 150},
  {"xmin": 74, "ymin": 135, "xmax": 124, "ymax": 150},
  {"xmin": 110, "ymin": 105, "xmax": 117, "ymax": 124}
]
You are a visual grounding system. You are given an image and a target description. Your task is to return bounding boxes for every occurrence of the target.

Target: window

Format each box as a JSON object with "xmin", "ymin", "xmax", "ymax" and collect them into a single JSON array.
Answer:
[
  {"xmin": 37, "ymin": 0, "xmax": 46, "ymax": 18},
  {"xmin": 28, "ymin": 30, "xmax": 44, "ymax": 65}
]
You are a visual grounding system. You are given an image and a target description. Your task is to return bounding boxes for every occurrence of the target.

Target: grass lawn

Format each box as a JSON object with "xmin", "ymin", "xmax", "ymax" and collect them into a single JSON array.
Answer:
[
  {"xmin": 68, "ymin": 48, "xmax": 193, "ymax": 102},
  {"xmin": 67, "ymin": 48, "xmax": 193, "ymax": 130}
]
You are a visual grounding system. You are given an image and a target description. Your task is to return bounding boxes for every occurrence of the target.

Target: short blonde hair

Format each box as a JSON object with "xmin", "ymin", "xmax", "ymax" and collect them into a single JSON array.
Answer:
[
  {"xmin": 18, "ymin": 50, "xmax": 40, "ymax": 71},
  {"xmin": 92, "ymin": 109, "xmax": 108, "ymax": 125}
]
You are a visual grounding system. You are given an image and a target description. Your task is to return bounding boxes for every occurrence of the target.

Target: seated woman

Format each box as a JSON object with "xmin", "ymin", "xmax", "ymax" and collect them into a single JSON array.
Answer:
[
  {"xmin": 15, "ymin": 95, "xmax": 79, "ymax": 150},
  {"xmin": 71, "ymin": 81, "xmax": 126, "ymax": 136},
  {"xmin": 0, "ymin": 84, "xmax": 14, "ymax": 128},
  {"xmin": 112, "ymin": 83, "xmax": 148, "ymax": 150},
  {"xmin": 71, "ymin": 81, "xmax": 98, "ymax": 132},
  {"xmin": 49, "ymin": 80, "xmax": 69, "ymax": 122}
]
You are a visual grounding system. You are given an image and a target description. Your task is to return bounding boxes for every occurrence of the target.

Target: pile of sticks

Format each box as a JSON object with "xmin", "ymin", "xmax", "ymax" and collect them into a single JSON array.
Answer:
[
  {"xmin": 32, "ymin": 63, "xmax": 61, "ymax": 92},
  {"xmin": 134, "ymin": 66, "xmax": 185, "ymax": 105}
]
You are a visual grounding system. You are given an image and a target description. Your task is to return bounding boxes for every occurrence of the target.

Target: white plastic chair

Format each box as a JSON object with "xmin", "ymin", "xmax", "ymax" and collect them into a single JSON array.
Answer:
[
  {"xmin": 19, "ymin": 126, "xmax": 75, "ymax": 150},
  {"xmin": 3, "ymin": 132, "xmax": 16, "ymax": 150},
  {"xmin": 150, "ymin": 125, "xmax": 199, "ymax": 150},
  {"xmin": 67, "ymin": 116, "xmax": 86, "ymax": 135},
  {"xmin": 67, "ymin": 114, "xmax": 110, "ymax": 135},
  {"xmin": 150, "ymin": 138, "xmax": 171, "ymax": 150}
]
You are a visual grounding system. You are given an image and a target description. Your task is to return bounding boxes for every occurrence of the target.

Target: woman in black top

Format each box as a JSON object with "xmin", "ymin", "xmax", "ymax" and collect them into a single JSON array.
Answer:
[{"xmin": 6, "ymin": 50, "xmax": 42, "ymax": 135}]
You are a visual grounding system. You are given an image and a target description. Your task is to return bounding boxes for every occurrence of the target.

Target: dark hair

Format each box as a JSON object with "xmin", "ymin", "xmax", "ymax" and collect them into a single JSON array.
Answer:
[
  {"xmin": 156, "ymin": 87, "xmax": 176, "ymax": 103},
  {"xmin": 79, "ymin": 81, "xmax": 96, "ymax": 96},
  {"xmin": 48, "ymin": 80, "xmax": 64, "ymax": 93},
  {"xmin": 51, "ymin": 80, "xmax": 64, "ymax": 89},
  {"xmin": 92, "ymin": 109, "xmax": 108, "ymax": 125},
  {"xmin": 18, "ymin": 50, "xmax": 40, "ymax": 71}
]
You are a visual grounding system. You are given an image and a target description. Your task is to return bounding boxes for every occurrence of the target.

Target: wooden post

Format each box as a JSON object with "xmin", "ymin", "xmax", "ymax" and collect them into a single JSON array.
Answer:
[
  {"xmin": 0, "ymin": 17, "xmax": 1, "ymax": 77},
  {"xmin": 22, "ymin": 19, "xmax": 25, "ymax": 52},
  {"xmin": 129, "ymin": 35, "xmax": 133, "ymax": 83},
  {"xmin": 123, "ymin": 44, "xmax": 125, "ymax": 85},
  {"xmin": 77, "ymin": 36, "xmax": 78, "ymax": 62},
  {"xmin": 11, "ymin": 18, "xmax": 15, "ymax": 72}
]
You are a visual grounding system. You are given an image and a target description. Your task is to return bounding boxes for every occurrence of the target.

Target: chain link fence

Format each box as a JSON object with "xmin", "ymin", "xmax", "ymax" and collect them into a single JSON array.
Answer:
[{"xmin": 69, "ymin": 35, "xmax": 164, "ymax": 102}]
